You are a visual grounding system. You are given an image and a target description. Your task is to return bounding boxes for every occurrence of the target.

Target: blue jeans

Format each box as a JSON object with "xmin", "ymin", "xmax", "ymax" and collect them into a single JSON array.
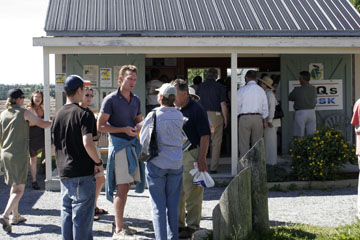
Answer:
[
  {"xmin": 60, "ymin": 175, "xmax": 96, "ymax": 240},
  {"xmin": 146, "ymin": 162, "xmax": 183, "ymax": 240}
]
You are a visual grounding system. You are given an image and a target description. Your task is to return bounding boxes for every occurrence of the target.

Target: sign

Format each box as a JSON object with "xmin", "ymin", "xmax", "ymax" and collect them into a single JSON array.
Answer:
[
  {"xmin": 55, "ymin": 73, "xmax": 66, "ymax": 92},
  {"xmin": 289, "ymin": 80, "xmax": 343, "ymax": 111},
  {"xmin": 113, "ymin": 66, "xmax": 121, "ymax": 87},
  {"xmin": 83, "ymin": 65, "xmax": 99, "ymax": 87},
  {"xmin": 100, "ymin": 68, "xmax": 112, "ymax": 87},
  {"xmin": 309, "ymin": 63, "xmax": 324, "ymax": 80}
]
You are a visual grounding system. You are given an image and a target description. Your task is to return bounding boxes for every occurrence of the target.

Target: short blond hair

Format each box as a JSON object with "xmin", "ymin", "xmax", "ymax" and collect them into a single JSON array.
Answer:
[{"xmin": 119, "ymin": 65, "xmax": 137, "ymax": 77}]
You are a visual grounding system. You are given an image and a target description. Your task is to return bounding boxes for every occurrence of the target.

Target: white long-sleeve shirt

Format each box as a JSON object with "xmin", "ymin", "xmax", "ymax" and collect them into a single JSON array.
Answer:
[{"xmin": 237, "ymin": 81, "xmax": 269, "ymax": 119}]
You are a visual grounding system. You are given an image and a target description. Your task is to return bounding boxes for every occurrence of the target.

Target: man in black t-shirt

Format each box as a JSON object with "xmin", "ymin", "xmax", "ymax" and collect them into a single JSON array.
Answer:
[
  {"xmin": 173, "ymin": 79, "xmax": 211, "ymax": 239},
  {"xmin": 52, "ymin": 75, "xmax": 104, "ymax": 240}
]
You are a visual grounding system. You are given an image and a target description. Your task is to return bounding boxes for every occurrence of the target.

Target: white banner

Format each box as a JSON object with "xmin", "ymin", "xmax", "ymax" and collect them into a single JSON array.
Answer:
[{"xmin": 289, "ymin": 80, "xmax": 343, "ymax": 111}]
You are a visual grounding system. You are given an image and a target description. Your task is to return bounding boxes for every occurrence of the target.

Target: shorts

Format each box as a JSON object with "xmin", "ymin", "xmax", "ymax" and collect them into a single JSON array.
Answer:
[{"xmin": 114, "ymin": 148, "xmax": 140, "ymax": 185}]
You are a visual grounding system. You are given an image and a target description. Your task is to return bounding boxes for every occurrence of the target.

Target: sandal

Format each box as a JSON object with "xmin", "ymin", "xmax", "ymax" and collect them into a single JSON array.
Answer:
[
  {"xmin": 93, "ymin": 215, "xmax": 100, "ymax": 221},
  {"xmin": 95, "ymin": 207, "xmax": 108, "ymax": 215},
  {"xmin": 11, "ymin": 215, "xmax": 27, "ymax": 225},
  {"xmin": 0, "ymin": 215, "xmax": 11, "ymax": 233}
]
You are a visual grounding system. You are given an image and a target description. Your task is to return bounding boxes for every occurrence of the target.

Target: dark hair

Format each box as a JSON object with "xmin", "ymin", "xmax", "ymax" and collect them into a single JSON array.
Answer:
[
  {"xmin": 299, "ymin": 71, "xmax": 311, "ymax": 82},
  {"xmin": 245, "ymin": 70, "xmax": 257, "ymax": 80},
  {"xmin": 172, "ymin": 79, "xmax": 188, "ymax": 92},
  {"xmin": 207, "ymin": 68, "xmax": 218, "ymax": 80},
  {"xmin": 193, "ymin": 76, "xmax": 202, "ymax": 85},
  {"xmin": 161, "ymin": 95, "xmax": 176, "ymax": 106},
  {"xmin": 30, "ymin": 90, "xmax": 44, "ymax": 108},
  {"xmin": 150, "ymin": 68, "xmax": 161, "ymax": 79},
  {"xmin": 65, "ymin": 86, "xmax": 82, "ymax": 97}
]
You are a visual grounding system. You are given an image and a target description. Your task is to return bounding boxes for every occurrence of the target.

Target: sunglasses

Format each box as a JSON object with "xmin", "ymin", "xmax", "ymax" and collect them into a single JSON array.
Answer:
[{"xmin": 85, "ymin": 94, "xmax": 94, "ymax": 97}]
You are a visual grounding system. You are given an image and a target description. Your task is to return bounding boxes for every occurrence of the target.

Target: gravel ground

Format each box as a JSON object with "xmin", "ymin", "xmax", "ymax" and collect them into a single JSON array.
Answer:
[{"xmin": 0, "ymin": 172, "xmax": 358, "ymax": 239}]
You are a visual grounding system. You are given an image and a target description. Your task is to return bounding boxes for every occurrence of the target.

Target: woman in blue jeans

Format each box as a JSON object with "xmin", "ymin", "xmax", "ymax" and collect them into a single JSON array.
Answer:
[{"xmin": 140, "ymin": 83, "xmax": 184, "ymax": 240}]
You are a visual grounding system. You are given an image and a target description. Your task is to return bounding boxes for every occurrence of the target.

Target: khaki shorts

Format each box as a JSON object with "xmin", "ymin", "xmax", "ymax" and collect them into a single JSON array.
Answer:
[{"xmin": 114, "ymin": 148, "xmax": 140, "ymax": 185}]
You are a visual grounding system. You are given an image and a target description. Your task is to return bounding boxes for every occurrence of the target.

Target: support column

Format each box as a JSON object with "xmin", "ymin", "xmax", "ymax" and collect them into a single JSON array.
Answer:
[
  {"xmin": 55, "ymin": 54, "xmax": 64, "ymax": 110},
  {"xmin": 231, "ymin": 53, "xmax": 238, "ymax": 176},
  {"xmin": 43, "ymin": 48, "xmax": 52, "ymax": 182}
]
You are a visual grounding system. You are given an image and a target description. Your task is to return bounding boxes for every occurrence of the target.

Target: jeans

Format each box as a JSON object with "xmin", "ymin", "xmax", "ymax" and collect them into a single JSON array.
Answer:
[
  {"xmin": 146, "ymin": 162, "xmax": 183, "ymax": 240},
  {"xmin": 61, "ymin": 175, "xmax": 96, "ymax": 240}
]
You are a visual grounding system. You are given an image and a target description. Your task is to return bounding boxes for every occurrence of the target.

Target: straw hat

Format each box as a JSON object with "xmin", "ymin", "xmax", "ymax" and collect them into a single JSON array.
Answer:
[
  {"xmin": 188, "ymin": 87, "xmax": 200, "ymax": 101},
  {"xmin": 258, "ymin": 76, "xmax": 274, "ymax": 90}
]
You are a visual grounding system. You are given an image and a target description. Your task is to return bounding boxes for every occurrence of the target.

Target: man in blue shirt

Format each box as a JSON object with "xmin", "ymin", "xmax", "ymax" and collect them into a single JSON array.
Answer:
[
  {"xmin": 173, "ymin": 79, "xmax": 211, "ymax": 239},
  {"xmin": 197, "ymin": 68, "xmax": 228, "ymax": 173},
  {"xmin": 97, "ymin": 65, "xmax": 143, "ymax": 239}
]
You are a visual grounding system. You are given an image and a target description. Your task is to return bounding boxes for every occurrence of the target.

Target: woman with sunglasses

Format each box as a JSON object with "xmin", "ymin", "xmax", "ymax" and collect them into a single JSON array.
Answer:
[
  {"xmin": 27, "ymin": 90, "xmax": 45, "ymax": 190},
  {"xmin": 79, "ymin": 87, "xmax": 108, "ymax": 221},
  {"xmin": 0, "ymin": 89, "xmax": 51, "ymax": 233}
]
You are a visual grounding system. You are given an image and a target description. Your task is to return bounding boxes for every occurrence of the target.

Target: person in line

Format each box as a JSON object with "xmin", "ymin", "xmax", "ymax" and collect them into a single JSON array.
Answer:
[
  {"xmin": 97, "ymin": 65, "xmax": 144, "ymax": 239},
  {"xmin": 146, "ymin": 68, "xmax": 163, "ymax": 114},
  {"xmin": 237, "ymin": 70, "xmax": 269, "ymax": 158},
  {"xmin": 79, "ymin": 87, "xmax": 108, "ymax": 221},
  {"xmin": 172, "ymin": 79, "xmax": 210, "ymax": 239},
  {"xmin": 196, "ymin": 68, "xmax": 227, "ymax": 174},
  {"xmin": 52, "ymin": 76, "xmax": 104, "ymax": 240},
  {"xmin": 351, "ymin": 98, "xmax": 360, "ymax": 219},
  {"xmin": 140, "ymin": 83, "xmax": 184, "ymax": 240},
  {"xmin": 27, "ymin": 90, "xmax": 46, "ymax": 190},
  {"xmin": 288, "ymin": 71, "xmax": 317, "ymax": 139},
  {"xmin": 258, "ymin": 76, "xmax": 281, "ymax": 165},
  {"xmin": 190, "ymin": 76, "xmax": 202, "ymax": 91},
  {"xmin": 0, "ymin": 89, "xmax": 51, "ymax": 233}
]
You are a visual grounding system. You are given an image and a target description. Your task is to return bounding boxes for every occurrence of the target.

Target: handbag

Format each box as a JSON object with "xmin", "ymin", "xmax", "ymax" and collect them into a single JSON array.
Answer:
[
  {"xmin": 138, "ymin": 110, "xmax": 159, "ymax": 162},
  {"xmin": 274, "ymin": 101, "xmax": 284, "ymax": 119}
]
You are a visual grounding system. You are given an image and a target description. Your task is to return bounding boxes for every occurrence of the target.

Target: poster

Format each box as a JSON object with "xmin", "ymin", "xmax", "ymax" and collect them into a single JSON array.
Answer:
[
  {"xmin": 100, "ymin": 68, "xmax": 112, "ymax": 87},
  {"xmin": 289, "ymin": 80, "xmax": 343, "ymax": 111},
  {"xmin": 55, "ymin": 73, "xmax": 66, "ymax": 92},
  {"xmin": 113, "ymin": 66, "xmax": 121, "ymax": 87},
  {"xmin": 309, "ymin": 63, "xmax": 324, "ymax": 80},
  {"xmin": 83, "ymin": 65, "xmax": 99, "ymax": 87}
]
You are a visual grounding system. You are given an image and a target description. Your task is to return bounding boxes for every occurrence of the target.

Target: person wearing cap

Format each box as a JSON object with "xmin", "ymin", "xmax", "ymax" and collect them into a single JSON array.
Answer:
[
  {"xmin": 289, "ymin": 71, "xmax": 317, "ymax": 139},
  {"xmin": 51, "ymin": 75, "xmax": 104, "ymax": 239},
  {"xmin": 172, "ymin": 79, "xmax": 211, "ymax": 239},
  {"xmin": 0, "ymin": 89, "xmax": 51, "ymax": 233},
  {"xmin": 258, "ymin": 76, "xmax": 281, "ymax": 165},
  {"xmin": 97, "ymin": 65, "xmax": 143, "ymax": 239},
  {"xmin": 196, "ymin": 68, "xmax": 227, "ymax": 174},
  {"xmin": 140, "ymin": 83, "xmax": 184, "ymax": 240},
  {"xmin": 237, "ymin": 70, "xmax": 269, "ymax": 159}
]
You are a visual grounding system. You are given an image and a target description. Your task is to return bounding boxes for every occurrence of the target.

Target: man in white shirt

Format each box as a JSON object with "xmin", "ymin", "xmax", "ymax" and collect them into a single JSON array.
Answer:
[
  {"xmin": 237, "ymin": 70, "xmax": 269, "ymax": 158},
  {"xmin": 146, "ymin": 68, "xmax": 163, "ymax": 114}
]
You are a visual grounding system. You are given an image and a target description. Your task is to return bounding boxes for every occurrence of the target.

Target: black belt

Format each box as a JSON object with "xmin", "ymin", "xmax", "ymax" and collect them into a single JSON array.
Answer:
[
  {"xmin": 188, "ymin": 145, "xmax": 198, "ymax": 151},
  {"xmin": 238, "ymin": 113, "xmax": 260, "ymax": 118}
]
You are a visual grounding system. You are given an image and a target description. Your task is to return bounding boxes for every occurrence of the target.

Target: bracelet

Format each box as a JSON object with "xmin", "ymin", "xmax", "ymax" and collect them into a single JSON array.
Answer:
[{"xmin": 94, "ymin": 159, "xmax": 103, "ymax": 166}]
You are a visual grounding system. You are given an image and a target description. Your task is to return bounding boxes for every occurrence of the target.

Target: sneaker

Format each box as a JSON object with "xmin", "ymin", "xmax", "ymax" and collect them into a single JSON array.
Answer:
[
  {"xmin": 112, "ymin": 222, "xmax": 137, "ymax": 235},
  {"xmin": 112, "ymin": 229, "xmax": 136, "ymax": 240},
  {"xmin": 11, "ymin": 215, "xmax": 27, "ymax": 225},
  {"xmin": 32, "ymin": 181, "xmax": 40, "ymax": 190},
  {"xmin": 179, "ymin": 227, "xmax": 195, "ymax": 239},
  {"xmin": 0, "ymin": 215, "xmax": 11, "ymax": 233}
]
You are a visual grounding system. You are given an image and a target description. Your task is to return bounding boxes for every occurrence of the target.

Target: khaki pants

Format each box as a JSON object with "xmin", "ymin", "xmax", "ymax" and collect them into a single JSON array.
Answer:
[
  {"xmin": 178, "ymin": 148, "xmax": 204, "ymax": 230},
  {"xmin": 238, "ymin": 115, "xmax": 263, "ymax": 158},
  {"xmin": 207, "ymin": 111, "xmax": 224, "ymax": 171}
]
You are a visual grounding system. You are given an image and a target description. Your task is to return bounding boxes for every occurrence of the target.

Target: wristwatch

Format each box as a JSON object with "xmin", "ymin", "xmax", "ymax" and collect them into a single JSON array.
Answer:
[{"xmin": 95, "ymin": 159, "xmax": 103, "ymax": 166}]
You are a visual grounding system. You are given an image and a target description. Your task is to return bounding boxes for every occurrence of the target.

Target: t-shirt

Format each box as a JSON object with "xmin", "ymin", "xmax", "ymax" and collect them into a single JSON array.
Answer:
[
  {"xmin": 100, "ymin": 89, "xmax": 141, "ymax": 140},
  {"xmin": 288, "ymin": 83, "xmax": 317, "ymax": 110},
  {"xmin": 52, "ymin": 103, "xmax": 95, "ymax": 178},
  {"xmin": 181, "ymin": 99, "xmax": 211, "ymax": 147},
  {"xmin": 86, "ymin": 107, "xmax": 98, "ymax": 140}
]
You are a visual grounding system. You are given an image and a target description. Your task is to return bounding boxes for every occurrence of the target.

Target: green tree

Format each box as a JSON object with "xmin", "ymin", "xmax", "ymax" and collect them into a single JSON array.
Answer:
[{"xmin": 350, "ymin": 0, "xmax": 360, "ymax": 12}]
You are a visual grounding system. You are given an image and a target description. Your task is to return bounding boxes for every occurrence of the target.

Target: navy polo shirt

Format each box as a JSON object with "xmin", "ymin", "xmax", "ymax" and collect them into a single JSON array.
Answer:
[
  {"xmin": 100, "ymin": 89, "xmax": 141, "ymax": 140},
  {"xmin": 181, "ymin": 99, "xmax": 211, "ymax": 147},
  {"xmin": 196, "ymin": 78, "xmax": 227, "ymax": 111}
]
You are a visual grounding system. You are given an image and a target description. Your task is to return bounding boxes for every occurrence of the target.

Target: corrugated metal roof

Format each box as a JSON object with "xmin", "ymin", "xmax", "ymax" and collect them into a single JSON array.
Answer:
[{"xmin": 44, "ymin": 0, "xmax": 360, "ymax": 37}]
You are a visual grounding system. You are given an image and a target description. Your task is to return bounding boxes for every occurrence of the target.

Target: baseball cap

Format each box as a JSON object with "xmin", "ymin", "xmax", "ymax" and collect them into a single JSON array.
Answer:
[
  {"xmin": 156, "ymin": 83, "xmax": 177, "ymax": 98},
  {"xmin": 188, "ymin": 87, "xmax": 200, "ymax": 101},
  {"xmin": 64, "ymin": 75, "xmax": 91, "ymax": 91},
  {"xmin": 7, "ymin": 88, "xmax": 24, "ymax": 99}
]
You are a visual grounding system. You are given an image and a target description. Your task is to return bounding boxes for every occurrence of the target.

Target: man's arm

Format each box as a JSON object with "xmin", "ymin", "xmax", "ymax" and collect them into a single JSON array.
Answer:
[
  {"xmin": 220, "ymin": 101, "xmax": 228, "ymax": 128},
  {"xmin": 97, "ymin": 112, "xmax": 137, "ymax": 137},
  {"xmin": 197, "ymin": 135, "xmax": 209, "ymax": 172},
  {"xmin": 83, "ymin": 133, "xmax": 104, "ymax": 175},
  {"xmin": 24, "ymin": 109, "xmax": 51, "ymax": 128}
]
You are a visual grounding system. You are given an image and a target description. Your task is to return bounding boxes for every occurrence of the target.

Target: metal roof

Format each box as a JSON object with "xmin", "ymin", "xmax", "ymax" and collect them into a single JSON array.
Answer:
[{"xmin": 45, "ymin": 0, "xmax": 360, "ymax": 37}]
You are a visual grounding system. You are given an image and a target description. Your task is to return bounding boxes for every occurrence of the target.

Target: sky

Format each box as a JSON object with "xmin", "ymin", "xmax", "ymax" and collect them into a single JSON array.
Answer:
[{"xmin": 0, "ymin": 0, "xmax": 54, "ymax": 85}]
